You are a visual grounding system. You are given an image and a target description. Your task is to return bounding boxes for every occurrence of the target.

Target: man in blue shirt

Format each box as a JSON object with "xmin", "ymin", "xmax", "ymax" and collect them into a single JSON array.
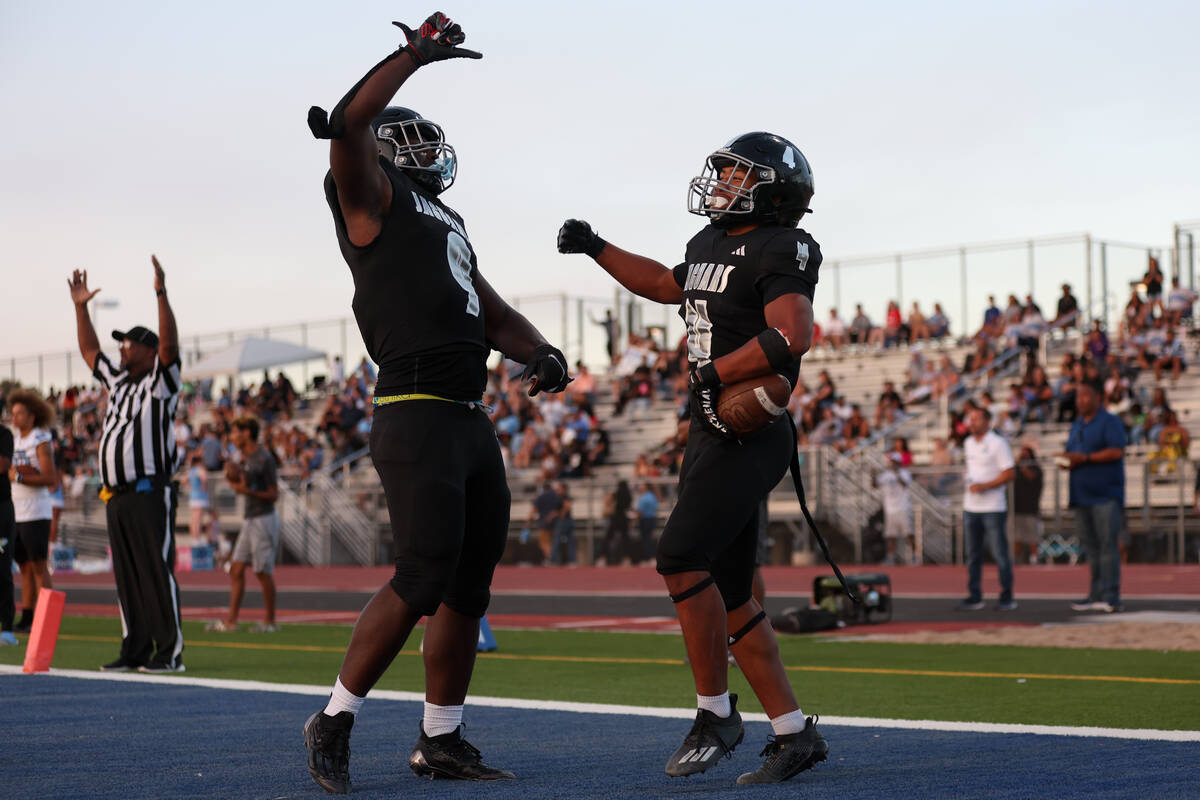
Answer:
[
  {"xmin": 1058, "ymin": 380, "xmax": 1126, "ymax": 612},
  {"xmin": 635, "ymin": 483, "xmax": 660, "ymax": 564}
]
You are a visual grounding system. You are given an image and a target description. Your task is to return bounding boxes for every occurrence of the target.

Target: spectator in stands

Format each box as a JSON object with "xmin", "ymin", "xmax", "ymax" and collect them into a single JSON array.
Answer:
[
  {"xmin": 812, "ymin": 370, "xmax": 836, "ymax": 408},
  {"xmin": 600, "ymin": 480, "xmax": 633, "ymax": 566},
  {"xmin": 1153, "ymin": 328, "xmax": 1187, "ymax": 384},
  {"xmin": 614, "ymin": 365, "xmax": 654, "ymax": 417},
  {"xmin": 1122, "ymin": 289, "xmax": 1147, "ymax": 338},
  {"xmin": 1023, "ymin": 294, "xmax": 1042, "ymax": 318},
  {"xmin": 849, "ymin": 303, "xmax": 874, "ymax": 346},
  {"xmin": 1144, "ymin": 387, "xmax": 1172, "ymax": 445},
  {"xmin": 1012, "ymin": 445, "xmax": 1044, "ymax": 564},
  {"xmin": 931, "ymin": 355, "xmax": 959, "ymax": 400},
  {"xmin": 1021, "ymin": 366, "xmax": 1055, "ymax": 426},
  {"xmin": 907, "ymin": 302, "xmax": 930, "ymax": 342},
  {"xmin": 927, "ymin": 303, "xmax": 950, "ymax": 339},
  {"xmin": 876, "ymin": 453, "xmax": 915, "ymax": 565},
  {"xmin": 328, "ymin": 355, "xmax": 344, "ymax": 389},
  {"xmin": 1053, "ymin": 283, "xmax": 1079, "ymax": 328},
  {"xmin": 963, "ymin": 338, "xmax": 994, "ymax": 375},
  {"xmin": 1061, "ymin": 380, "xmax": 1126, "ymax": 613},
  {"xmin": 1165, "ymin": 277, "xmax": 1198, "ymax": 327},
  {"xmin": 1149, "ymin": 411, "xmax": 1189, "ymax": 476},
  {"xmin": 811, "ymin": 406, "xmax": 841, "ymax": 447},
  {"xmin": 1003, "ymin": 294, "xmax": 1023, "ymax": 327},
  {"xmin": 1015, "ymin": 305, "xmax": 1047, "ymax": 354},
  {"xmin": 868, "ymin": 300, "xmax": 905, "ymax": 348},
  {"xmin": 635, "ymin": 482, "xmax": 660, "ymax": 564},
  {"xmin": 874, "ymin": 380, "xmax": 905, "ymax": 428},
  {"xmin": 1084, "ymin": 321, "xmax": 1109, "ymax": 364},
  {"xmin": 824, "ymin": 308, "xmax": 847, "ymax": 352},
  {"xmin": 959, "ymin": 406, "xmax": 1017, "ymax": 612},
  {"xmin": 976, "ymin": 295, "xmax": 1003, "ymax": 341},
  {"xmin": 947, "ymin": 409, "xmax": 968, "ymax": 448},
  {"xmin": 1144, "ymin": 255, "xmax": 1165, "ymax": 318},
  {"xmin": 833, "ymin": 405, "xmax": 869, "ymax": 453},
  {"xmin": 889, "ymin": 436, "xmax": 914, "ymax": 467},
  {"xmin": 570, "ymin": 362, "xmax": 597, "ymax": 408},
  {"xmin": 528, "ymin": 481, "xmax": 562, "ymax": 564}
]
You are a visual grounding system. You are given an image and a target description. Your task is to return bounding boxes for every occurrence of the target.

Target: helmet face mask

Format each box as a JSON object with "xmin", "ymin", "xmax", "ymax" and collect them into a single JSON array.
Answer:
[
  {"xmin": 687, "ymin": 132, "xmax": 814, "ymax": 228},
  {"xmin": 373, "ymin": 108, "xmax": 457, "ymax": 194}
]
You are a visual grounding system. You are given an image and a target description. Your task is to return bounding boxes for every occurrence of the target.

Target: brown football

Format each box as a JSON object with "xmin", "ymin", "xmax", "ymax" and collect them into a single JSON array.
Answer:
[{"xmin": 717, "ymin": 373, "xmax": 792, "ymax": 436}]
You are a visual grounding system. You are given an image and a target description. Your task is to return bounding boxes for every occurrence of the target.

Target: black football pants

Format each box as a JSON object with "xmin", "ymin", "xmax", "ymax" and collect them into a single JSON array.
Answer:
[{"xmin": 106, "ymin": 484, "xmax": 184, "ymax": 666}]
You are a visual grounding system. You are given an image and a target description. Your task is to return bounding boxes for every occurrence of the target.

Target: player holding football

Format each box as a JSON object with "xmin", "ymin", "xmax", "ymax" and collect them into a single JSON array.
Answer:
[
  {"xmin": 559, "ymin": 133, "xmax": 827, "ymax": 784},
  {"xmin": 302, "ymin": 12, "xmax": 570, "ymax": 794}
]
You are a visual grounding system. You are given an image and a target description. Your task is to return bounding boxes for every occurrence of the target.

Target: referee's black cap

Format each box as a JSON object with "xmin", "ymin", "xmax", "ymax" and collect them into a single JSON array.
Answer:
[{"xmin": 112, "ymin": 325, "xmax": 159, "ymax": 350}]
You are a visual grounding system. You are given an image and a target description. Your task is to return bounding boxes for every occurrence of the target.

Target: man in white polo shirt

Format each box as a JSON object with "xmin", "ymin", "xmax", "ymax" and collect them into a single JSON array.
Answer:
[{"xmin": 960, "ymin": 407, "xmax": 1017, "ymax": 610}]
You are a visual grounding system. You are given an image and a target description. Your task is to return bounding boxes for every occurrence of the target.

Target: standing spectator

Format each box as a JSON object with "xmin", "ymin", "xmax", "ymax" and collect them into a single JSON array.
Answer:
[
  {"xmin": 0, "ymin": 411, "xmax": 16, "ymax": 645},
  {"xmin": 527, "ymin": 481, "xmax": 562, "ymax": 564},
  {"xmin": 550, "ymin": 481, "xmax": 576, "ymax": 566},
  {"xmin": 208, "ymin": 416, "xmax": 280, "ymax": 632},
  {"xmin": 186, "ymin": 453, "xmax": 211, "ymax": 544},
  {"xmin": 1011, "ymin": 445, "xmax": 1044, "ymax": 564},
  {"xmin": 590, "ymin": 309, "xmax": 619, "ymax": 364},
  {"xmin": 635, "ymin": 482, "xmax": 660, "ymax": 564},
  {"xmin": 1060, "ymin": 381, "xmax": 1127, "ymax": 613},
  {"xmin": 1143, "ymin": 255, "xmax": 1164, "ymax": 318},
  {"xmin": 7, "ymin": 389, "xmax": 57, "ymax": 634},
  {"xmin": 823, "ymin": 308, "xmax": 847, "ymax": 351},
  {"xmin": 68, "ymin": 259, "xmax": 185, "ymax": 673},
  {"xmin": 875, "ymin": 453, "xmax": 915, "ymax": 565},
  {"xmin": 1053, "ymin": 283, "xmax": 1079, "ymax": 328},
  {"xmin": 200, "ymin": 425, "xmax": 225, "ymax": 471},
  {"xmin": 600, "ymin": 480, "xmax": 633, "ymax": 565},
  {"xmin": 959, "ymin": 407, "xmax": 1017, "ymax": 611},
  {"xmin": 1165, "ymin": 277, "xmax": 1198, "ymax": 327},
  {"xmin": 329, "ymin": 355, "xmax": 345, "ymax": 389}
]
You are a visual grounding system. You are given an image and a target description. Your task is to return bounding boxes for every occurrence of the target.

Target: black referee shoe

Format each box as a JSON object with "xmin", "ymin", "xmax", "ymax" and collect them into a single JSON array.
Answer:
[
  {"xmin": 138, "ymin": 658, "xmax": 185, "ymax": 674},
  {"xmin": 304, "ymin": 711, "xmax": 354, "ymax": 794},
  {"xmin": 664, "ymin": 694, "xmax": 744, "ymax": 777},
  {"xmin": 736, "ymin": 716, "xmax": 829, "ymax": 784},
  {"xmin": 409, "ymin": 724, "xmax": 515, "ymax": 781},
  {"xmin": 100, "ymin": 657, "xmax": 142, "ymax": 672}
]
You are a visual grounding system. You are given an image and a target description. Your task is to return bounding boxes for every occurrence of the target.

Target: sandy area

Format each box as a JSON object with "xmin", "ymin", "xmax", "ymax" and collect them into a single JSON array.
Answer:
[{"xmin": 855, "ymin": 621, "xmax": 1200, "ymax": 651}]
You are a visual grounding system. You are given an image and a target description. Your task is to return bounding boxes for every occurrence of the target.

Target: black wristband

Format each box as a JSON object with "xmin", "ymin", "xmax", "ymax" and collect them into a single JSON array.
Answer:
[
  {"xmin": 757, "ymin": 328, "xmax": 794, "ymax": 371},
  {"xmin": 694, "ymin": 362, "xmax": 721, "ymax": 388},
  {"xmin": 585, "ymin": 235, "xmax": 607, "ymax": 259},
  {"xmin": 156, "ymin": 289, "xmax": 166, "ymax": 297}
]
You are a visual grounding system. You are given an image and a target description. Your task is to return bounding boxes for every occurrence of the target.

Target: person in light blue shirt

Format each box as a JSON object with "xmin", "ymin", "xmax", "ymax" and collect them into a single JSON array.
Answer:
[
  {"xmin": 635, "ymin": 483, "xmax": 660, "ymax": 563},
  {"xmin": 1058, "ymin": 380, "xmax": 1126, "ymax": 613}
]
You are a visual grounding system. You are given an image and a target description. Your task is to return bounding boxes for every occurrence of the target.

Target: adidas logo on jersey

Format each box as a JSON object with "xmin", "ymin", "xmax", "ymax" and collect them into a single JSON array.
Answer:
[{"xmin": 731, "ymin": 244, "xmax": 746, "ymax": 257}]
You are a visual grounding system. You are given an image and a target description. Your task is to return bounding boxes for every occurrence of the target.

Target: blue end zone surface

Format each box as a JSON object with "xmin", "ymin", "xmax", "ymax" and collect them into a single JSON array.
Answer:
[{"xmin": 5, "ymin": 674, "xmax": 1194, "ymax": 800}]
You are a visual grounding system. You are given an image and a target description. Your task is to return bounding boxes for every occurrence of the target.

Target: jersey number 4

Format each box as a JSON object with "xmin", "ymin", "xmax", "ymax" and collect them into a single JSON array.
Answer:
[
  {"xmin": 447, "ymin": 232, "xmax": 480, "ymax": 317},
  {"xmin": 684, "ymin": 298, "xmax": 713, "ymax": 363}
]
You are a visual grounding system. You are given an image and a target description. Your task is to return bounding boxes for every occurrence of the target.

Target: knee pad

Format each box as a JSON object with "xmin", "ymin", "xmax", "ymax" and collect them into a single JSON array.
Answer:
[{"xmin": 389, "ymin": 560, "xmax": 451, "ymax": 617}]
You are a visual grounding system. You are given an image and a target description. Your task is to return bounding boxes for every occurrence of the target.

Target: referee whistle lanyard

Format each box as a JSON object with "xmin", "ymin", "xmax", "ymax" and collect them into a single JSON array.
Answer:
[
  {"xmin": 372, "ymin": 393, "xmax": 494, "ymax": 415},
  {"xmin": 785, "ymin": 415, "xmax": 859, "ymax": 604}
]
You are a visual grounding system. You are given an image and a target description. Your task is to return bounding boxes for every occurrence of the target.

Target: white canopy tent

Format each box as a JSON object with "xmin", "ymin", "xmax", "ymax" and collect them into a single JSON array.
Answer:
[{"xmin": 182, "ymin": 337, "xmax": 327, "ymax": 380}]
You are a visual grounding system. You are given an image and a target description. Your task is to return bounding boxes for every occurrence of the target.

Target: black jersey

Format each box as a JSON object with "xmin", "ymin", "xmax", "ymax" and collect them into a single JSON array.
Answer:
[
  {"xmin": 671, "ymin": 224, "xmax": 821, "ymax": 388},
  {"xmin": 325, "ymin": 160, "xmax": 489, "ymax": 400}
]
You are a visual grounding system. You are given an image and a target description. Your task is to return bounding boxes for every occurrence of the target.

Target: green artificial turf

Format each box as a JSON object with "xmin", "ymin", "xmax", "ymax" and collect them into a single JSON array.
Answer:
[{"xmin": 3, "ymin": 617, "xmax": 1197, "ymax": 731}]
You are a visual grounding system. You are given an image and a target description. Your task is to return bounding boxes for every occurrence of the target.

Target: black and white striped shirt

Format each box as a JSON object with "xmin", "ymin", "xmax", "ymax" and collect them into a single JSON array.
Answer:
[{"xmin": 94, "ymin": 352, "xmax": 182, "ymax": 488}]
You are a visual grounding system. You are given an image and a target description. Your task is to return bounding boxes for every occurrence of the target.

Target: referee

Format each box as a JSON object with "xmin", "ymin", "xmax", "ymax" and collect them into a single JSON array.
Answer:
[{"xmin": 69, "ymin": 257, "xmax": 186, "ymax": 674}]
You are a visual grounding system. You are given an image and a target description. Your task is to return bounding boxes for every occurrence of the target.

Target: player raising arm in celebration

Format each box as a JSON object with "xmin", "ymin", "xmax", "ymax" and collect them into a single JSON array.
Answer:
[
  {"xmin": 303, "ymin": 13, "xmax": 570, "ymax": 794},
  {"xmin": 560, "ymin": 133, "xmax": 827, "ymax": 785}
]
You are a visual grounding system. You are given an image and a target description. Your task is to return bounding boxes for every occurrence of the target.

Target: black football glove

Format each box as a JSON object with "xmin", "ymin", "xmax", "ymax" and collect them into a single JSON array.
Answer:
[
  {"xmin": 394, "ymin": 12, "xmax": 482, "ymax": 64},
  {"xmin": 688, "ymin": 364, "xmax": 734, "ymax": 440},
  {"xmin": 521, "ymin": 344, "xmax": 571, "ymax": 396},
  {"xmin": 557, "ymin": 219, "xmax": 608, "ymax": 258}
]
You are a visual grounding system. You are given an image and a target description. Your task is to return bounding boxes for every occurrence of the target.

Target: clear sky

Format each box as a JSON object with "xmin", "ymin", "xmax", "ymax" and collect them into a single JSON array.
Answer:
[{"xmin": 2, "ymin": 1, "xmax": 1197, "ymax": 373}]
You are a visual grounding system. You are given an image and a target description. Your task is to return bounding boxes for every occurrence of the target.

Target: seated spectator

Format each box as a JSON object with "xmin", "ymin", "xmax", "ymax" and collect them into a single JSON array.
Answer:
[
  {"xmin": 963, "ymin": 338, "xmax": 994, "ymax": 375},
  {"xmin": 570, "ymin": 362, "xmax": 597, "ymax": 408},
  {"xmin": 1003, "ymin": 294, "xmax": 1024, "ymax": 326},
  {"xmin": 824, "ymin": 308, "xmax": 848, "ymax": 351},
  {"xmin": 1150, "ymin": 412, "xmax": 1189, "ymax": 475},
  {"xmin": 1015, "ymin": 306, "xmax": 1047, "ymax": 353},
  {"xmin": 833, "ymin": 407, "xmax": 869, "ymax": 453},
  {"xmin": 927, "ymin": 302, "xmax": 950, "ymax": 339},
  {"xmin": 811, "ymin": 406, "xmax": 841, "ymax": 446},
  {"xmin": 812, "ymin": 370, "xmax": 837, "ymax": 408},
  {"xmin": 931, "ymin": 355, "xmax": 959, "ymax": 400},
  {"xmin": 975, "ymin": 295, "xmax": 1003, "ymax": 341},
  {"xmin": 907, "ymin": 302, "xmax": 930, "ymax": 341},
  {"xmin": 889, "ymin": 436, "xmax": 913, "ymax": 467},
  {"xmin": 1021, "ymin": 365, "xmax": 1054, "ymax": 425},
  {"xmin": 1153, "ymin": 328, "xmax": 1187, "ymax": 384},
  {"xmin": 874, "ymin": 380, "xmax": 905, "ymax": 428},
  {"xmin": 1084, "ymin": 320, "xmax": 1109, "ymax": 364},
  {"xmin": 1144, "ymin": 387, "xmax": 1172, "ymax": 445},
  {"xmin": 1166, "ymin": 277, "xmax": 1198, "ymax": 327},
  {"xmin": 849, "ymin": 304, "xmax": 874, "ymax": 345},
  {"xmin": 868, "ymin": 300, "xmax": 905, "ymax": 348},
  {"xmin": 1023, "ymin": 294, "xmax": 1042, "ymax": 318}
]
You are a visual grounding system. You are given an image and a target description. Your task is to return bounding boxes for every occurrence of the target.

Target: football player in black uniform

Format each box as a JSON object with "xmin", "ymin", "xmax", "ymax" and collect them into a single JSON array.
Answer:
[
  {"xmin": 559, "ymin": 133, "xmax": 828, "ymax": 785},
  {"xmin": 303, "ymin": 13, "xmax": 570, "ymax": 794}
]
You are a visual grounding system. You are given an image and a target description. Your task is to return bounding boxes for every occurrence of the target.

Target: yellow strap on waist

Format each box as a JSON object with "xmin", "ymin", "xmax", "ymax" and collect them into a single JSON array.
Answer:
[
  {"xmin": 372, "ymin": 393, "xmax": 456, "ymax": 407},
  {"xmin": 98, "ymin": 486, "xmax": 114, "ymax": 505}
]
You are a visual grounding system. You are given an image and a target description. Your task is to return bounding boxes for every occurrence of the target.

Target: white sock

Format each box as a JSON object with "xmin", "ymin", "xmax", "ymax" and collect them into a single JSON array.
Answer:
[
  {"xmin": 697, "ymin": 692, "xmax": 731, "ymax": 718},
  {"xmin": 422, "ymin": 702, "xmax": 464, "ymax": 737},
  {"xmin": 323, "ymin": 677, "xmax": 365, "ymax": 717},
  {"xmin": 770, "ymin": 708, "xmax": 807, "ymax": 736}
]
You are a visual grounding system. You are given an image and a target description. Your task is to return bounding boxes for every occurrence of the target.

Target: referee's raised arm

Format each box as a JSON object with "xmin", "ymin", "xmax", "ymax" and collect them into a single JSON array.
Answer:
[
  {"xmin": 67, "ymin": 269, "xmax": 101, "ymax": 371},
  {"xmin": 151, "ymin": 255, "xmax": 179, "ymax": 365}
]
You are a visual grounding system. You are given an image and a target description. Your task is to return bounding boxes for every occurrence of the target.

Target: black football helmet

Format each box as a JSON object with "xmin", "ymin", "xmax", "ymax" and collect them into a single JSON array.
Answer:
[
  {"xmin": 373, "ymin": 107, "xmax": 457, "ymax": 194},
  {"xmin": 687, "ymin": 132, "xmax": 814, "ymax": 227}
]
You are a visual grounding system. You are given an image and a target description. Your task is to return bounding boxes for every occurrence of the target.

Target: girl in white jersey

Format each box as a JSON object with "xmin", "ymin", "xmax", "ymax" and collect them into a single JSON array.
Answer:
[{"xmin": 6, "ymin": 390, "xmax": 57, "ymax": 633}]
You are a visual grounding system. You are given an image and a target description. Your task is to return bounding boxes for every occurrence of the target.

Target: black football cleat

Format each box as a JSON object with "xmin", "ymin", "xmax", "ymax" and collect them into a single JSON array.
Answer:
[
  {"xmin": 409, "ymin": 724, "xmax": 515, "ymax": 781},
  {"xmin": 304, "ymin": 711, "xmax": 354, "ymax": 794},
  {"xmin": 736, "ymin": 715, "xmax": 829, "ymax": 784},
  {"xmin": 664, "ymin": 694, "xmax": 744, "ymax": 777}
]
